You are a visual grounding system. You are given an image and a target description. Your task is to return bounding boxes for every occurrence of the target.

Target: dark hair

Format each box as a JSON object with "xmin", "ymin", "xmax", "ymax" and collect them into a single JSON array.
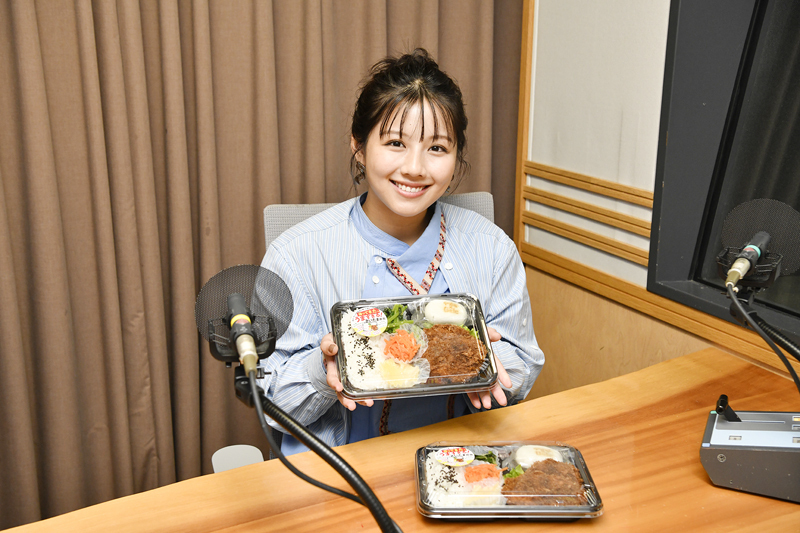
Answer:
[{"xmin": 350, "ymin": 48, "xmax": 469, "ymax": 188}]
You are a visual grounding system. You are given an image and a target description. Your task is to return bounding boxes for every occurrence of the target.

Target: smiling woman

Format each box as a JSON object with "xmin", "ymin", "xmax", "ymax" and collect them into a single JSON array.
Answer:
[
  {"xmin": 350, "ymin": 50, "xmax": 467, "ymax": 244},
  {"xmin": 257, "ymin": 49, "xmax": 544, "ymax": 457},
  {"xmin": 357, "ymin": 102, "xmax": 457, "ymax": 244}
]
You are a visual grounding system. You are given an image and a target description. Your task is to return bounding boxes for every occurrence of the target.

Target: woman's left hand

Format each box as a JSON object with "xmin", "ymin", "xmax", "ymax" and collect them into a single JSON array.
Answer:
[{"xmin": 466, "ymin": 327, "xmax": 512, "ymax": 410}]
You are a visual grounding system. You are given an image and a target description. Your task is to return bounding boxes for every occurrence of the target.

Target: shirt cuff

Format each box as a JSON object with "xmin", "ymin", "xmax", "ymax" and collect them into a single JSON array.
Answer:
[{"xmin": 307, "ymin": 348, "xmax": 338, "ymax": 400}]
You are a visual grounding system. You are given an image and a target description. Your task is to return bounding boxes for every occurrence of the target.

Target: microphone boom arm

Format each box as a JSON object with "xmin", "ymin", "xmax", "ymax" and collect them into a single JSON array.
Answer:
[
  {"xmin": 194, "ymin": 266, "xmax": 399, "ymax": 531},
  {"xmin": 234, "ymin": 366, "xmax": 401, "ymax": 532}
]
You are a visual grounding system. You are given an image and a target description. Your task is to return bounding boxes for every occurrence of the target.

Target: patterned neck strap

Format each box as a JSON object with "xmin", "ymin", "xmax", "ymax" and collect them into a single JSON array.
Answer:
[{"xmin": 385, "ymin": 212, "xmax": 446, "ymax": 295}]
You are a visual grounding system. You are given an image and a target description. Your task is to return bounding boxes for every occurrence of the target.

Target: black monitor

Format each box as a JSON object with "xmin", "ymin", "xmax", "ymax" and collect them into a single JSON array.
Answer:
[{"xmin": 649, "ymin": 0, "xmax": 800, "ymax": 344}]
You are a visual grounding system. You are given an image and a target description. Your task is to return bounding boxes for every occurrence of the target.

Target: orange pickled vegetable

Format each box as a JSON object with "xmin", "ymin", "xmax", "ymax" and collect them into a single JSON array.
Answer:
[
  {"xmin": 383, "ymin": 330, "xmax": 418, "ymax": 362},
  {"xmin": 464, "ymin": 463, "xmax": 502, "ymax": 483}
]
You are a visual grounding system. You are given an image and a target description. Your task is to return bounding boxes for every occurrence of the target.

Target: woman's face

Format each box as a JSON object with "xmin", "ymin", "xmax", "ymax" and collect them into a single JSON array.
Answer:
[{"xmin": 354, "ymin": 102, "xmax": 457, "ymax": 240}]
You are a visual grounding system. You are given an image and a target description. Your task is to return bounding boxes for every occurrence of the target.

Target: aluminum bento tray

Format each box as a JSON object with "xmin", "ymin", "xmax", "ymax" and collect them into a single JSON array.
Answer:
[
  {"xmin": 415, "ymin": 441, "xmax": 603, "ymax": 520},
  {"xmin": 330, "ymin": 294, "xmax": 498, "ymax": 400}
]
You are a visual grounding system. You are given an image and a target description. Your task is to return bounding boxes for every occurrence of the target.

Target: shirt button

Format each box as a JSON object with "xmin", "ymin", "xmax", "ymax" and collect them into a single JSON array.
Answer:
[
  {"xmin": 444, "ymin": 262, "xmax": 453, "ymax": 270},
  {"xmin": 372, "ymin": 276, "xmax": 380, "ymax": 284},
  {"xmin": 522, "ymin": 318, "xmax": 527, "ymax": 326},
  {"xmin": 374, "ymin": 257, "xmax": 383, "ymax": 264}
]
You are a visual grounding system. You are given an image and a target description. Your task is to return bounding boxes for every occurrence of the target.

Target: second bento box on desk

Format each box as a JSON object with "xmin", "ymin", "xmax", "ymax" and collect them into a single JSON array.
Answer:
[
  {"xmin": 330, "ymin": 294, "xmax": 498, "ymax": 400},
  {"xmin": 415, "ymin": 442, "xmax": 603, "ymax": 520}
]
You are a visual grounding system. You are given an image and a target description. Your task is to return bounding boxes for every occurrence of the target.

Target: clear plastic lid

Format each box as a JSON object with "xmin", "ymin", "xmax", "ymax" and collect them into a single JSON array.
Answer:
[
  {"xmin": 330, "ymin": 294, "xmax": 497, "ymax": 400},
  {"xmin": 415, "ymin": 441, "xmax": 603, "ymax": 520}
]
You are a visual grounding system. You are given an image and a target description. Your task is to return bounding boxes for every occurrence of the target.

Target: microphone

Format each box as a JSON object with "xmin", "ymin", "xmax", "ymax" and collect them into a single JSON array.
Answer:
[
  {"xmin": 195, "ymin": 267, "xmax": 399, "ymax": 531},
  {"xmin": 725, "ymin": 231, "xmax": 771, "ymax": 288},
  {"xmin": 195, "ymin": 265, "xmax": 294, "ymax": 368},
  {"xmin": 227, "ymin": 293, "xmax": 259, "ymax": 374},
  {"xmin": 716, "ymin": 199, "xmax": 800, "ymax": 289}
]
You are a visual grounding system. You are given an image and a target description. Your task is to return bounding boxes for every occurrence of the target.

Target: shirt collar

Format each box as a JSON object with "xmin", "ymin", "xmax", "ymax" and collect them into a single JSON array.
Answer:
[{"xmin": 351, "ymin": 193, "xmax": 443, "ymax": 262}]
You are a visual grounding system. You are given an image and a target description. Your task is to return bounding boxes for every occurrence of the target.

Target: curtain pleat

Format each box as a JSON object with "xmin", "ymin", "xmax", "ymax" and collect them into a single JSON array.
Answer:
[
  {"xmin": 387, "ymin": 0, "xmax": 439, "ymax": 56},
  {"xmin": 0, "ymin": 1, "xmax": 523, "ymax": 528},
  {"xmin": 272, "ymin": 1, "xmax": 327, "ymax": 204},
  {"xmin": 10, "ymin": 0, "xmax": 88, "ymax": 519},
  {"xmin": 157, "ymin": 0, "xmax": 195, "ymax": 485},
  {"xmin": 491, "ymin": 0, "xmax": 524, "ymax": 235},
  {"xmin": 75, "ymin": 0, "xmax": 137, "ymax": 502},
  {"xmin": 439, "ymin": 0, "xmax": 496, "ymax": 193},
  {"xmin": 0, "ymin": 164, "xmax": 41, "ymax": 526},
  {"xmin": 93, "ymin": 0, "xmax": 164, "ymax": 496}
]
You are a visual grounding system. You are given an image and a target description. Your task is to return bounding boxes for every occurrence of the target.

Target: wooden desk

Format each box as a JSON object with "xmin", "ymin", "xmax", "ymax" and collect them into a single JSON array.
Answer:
[{"xmin": 11, "ymin": 348, "xmax": 800, "ymax": 532}]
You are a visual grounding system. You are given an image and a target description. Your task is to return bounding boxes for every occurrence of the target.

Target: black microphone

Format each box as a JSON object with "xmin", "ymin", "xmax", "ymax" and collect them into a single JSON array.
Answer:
[
  {"xmin": 195, "ymin": 264, "xmax": 294, "ymax": 367},
  {"xmin": 725, "ymin": 231, "xmax": 771, "ymax": 288},
  {"xmin": 227, "ymin": 293, "xmax": 259, "ymax": 374},
  {"xmin": 195, "ymin": 267, "xmax": 399, "ymax": 531},
  {"xmin": 716, "ymin": 199, "xmax": 800, "ymax": 290}
]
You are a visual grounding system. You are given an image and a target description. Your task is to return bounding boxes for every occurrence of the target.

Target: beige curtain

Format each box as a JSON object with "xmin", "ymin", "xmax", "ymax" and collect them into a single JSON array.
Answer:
[{"xmin": 0, "ymin": 0, "xmax": 522, "ymax": 528}]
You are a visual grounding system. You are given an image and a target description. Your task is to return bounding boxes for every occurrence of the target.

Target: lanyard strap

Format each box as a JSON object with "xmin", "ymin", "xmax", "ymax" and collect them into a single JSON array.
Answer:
[
  {"xmin": 378, "ymin": 212, "xmax": 446, "ymax": 434},
  {"xmin": 385, "ymin": 212, "xmax": 446, "ymax": 295}
]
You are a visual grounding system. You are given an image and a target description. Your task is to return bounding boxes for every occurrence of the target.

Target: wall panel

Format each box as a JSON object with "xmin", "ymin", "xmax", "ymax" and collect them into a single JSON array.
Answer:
[
  {"xmin": 514, "ymin": 0, "xmax": 792, "ymax": 379},
  {"xmin": 518, "ymin": 0, "xmax": 669, "ymax": 288},
  {"xmin": 524, "ymin": 268, "xmax": 711, "ymax": 400}
]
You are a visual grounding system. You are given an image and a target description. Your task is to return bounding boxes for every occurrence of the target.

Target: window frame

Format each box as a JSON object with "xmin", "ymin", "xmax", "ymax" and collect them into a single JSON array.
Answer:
[{"xmin": 648, "ymin": 0, "xmax": 800, "ymax": 341}]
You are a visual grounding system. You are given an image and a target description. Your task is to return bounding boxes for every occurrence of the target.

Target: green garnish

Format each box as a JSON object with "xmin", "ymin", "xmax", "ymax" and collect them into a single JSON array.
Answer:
[
  {"xmin": 503, "ymin": 465, "xmax": 524, "ymax": 479},
  {"xmin": 474, "ymin": 452, "xmax": 497, "ymax": 465},
  {"xmin": 383, "ymin": 304, "xmax": 413, "ymax": 333},
  {"xmin": 459, "ymin": 325, "xmax": 480, "ymax": 339}
]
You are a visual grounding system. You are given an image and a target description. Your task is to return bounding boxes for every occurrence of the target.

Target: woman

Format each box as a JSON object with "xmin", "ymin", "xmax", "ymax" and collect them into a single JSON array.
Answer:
[{"xmin": 259, "ymin": 49, "xmax": 544, "ymax": 455}]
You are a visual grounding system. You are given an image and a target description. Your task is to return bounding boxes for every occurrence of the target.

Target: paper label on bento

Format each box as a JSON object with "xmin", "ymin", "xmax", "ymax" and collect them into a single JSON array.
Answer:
[
  {"xmin": 351, "ymin": 307, "xmax": 387, "ymax": 337},
  {"xmin": 434, "ymin": 447, "xmax": 475, "ymax": 467}
]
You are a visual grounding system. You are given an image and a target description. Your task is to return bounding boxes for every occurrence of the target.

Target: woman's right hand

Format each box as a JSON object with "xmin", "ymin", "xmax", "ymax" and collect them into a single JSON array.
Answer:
[{"xmin": 321, "ymin": 333, "xmax": 374, "ymax": 411}]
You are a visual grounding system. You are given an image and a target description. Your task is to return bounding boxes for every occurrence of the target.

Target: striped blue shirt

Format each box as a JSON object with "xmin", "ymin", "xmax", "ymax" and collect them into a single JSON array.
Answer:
[{"xmin": 258, "ymin": 195, "xmax": 544, "ymax": 451}]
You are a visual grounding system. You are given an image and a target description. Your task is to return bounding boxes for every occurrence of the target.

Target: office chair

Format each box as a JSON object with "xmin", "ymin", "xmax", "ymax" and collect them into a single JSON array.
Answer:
[
  {"xmin": 211, "ymin": 444, "xmax": 265, "ymax": 473},
  {"xmin": 263, "ymin": 191, "xmax": 495, "ymax": 249}
]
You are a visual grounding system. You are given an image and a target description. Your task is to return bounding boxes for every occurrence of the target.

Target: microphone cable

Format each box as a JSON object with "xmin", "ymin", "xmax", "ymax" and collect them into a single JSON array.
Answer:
[
  {"xmin": 727, "ymin": 285, "xmax": 800, "ymax": 398},
  {"xmin": 749, "ymin": 315, "xmax": 800, "ymax": 365},
  {"xmin": 247, "ymin": 371, "xmax": 402, "ymax": 533}
]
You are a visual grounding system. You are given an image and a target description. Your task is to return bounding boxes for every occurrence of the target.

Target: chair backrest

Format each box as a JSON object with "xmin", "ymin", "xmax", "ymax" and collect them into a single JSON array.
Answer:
[
  {"xmin": 263, "ymin": 191, "xmax": 494, "ymax": 250},
  {"xmin": 211, "ymin": 444, "xmax": 264, "ymax": 473}
]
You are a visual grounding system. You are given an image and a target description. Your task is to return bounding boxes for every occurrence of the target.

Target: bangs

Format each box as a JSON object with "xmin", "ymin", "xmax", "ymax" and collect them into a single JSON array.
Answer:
[
  {"xmin": 349, "ymin": 49, "xmax": 469, "ymax": 186},
  {"xmin": 377, "ymin": 90, "xmax": 456, "ymax": 145}
]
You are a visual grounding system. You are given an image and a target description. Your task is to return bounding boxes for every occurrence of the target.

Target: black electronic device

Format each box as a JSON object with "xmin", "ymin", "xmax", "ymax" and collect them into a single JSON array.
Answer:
[
  {"xmin": 700, "ymin": 409, "xmax": 800, "ymax": 503},
  {"xmin": 700, "ymin": 198, "xmax": 800, "ymax": 504}
]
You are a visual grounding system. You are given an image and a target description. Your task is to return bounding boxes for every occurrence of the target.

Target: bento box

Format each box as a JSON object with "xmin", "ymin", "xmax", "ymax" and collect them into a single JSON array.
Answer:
[
  {"xmin": 415, "ymin": 442, "xmax": 603, "ymax": 520},
  {"xmin": 330, "ymin": 294, "xmax": 498, "ymax": 400}
]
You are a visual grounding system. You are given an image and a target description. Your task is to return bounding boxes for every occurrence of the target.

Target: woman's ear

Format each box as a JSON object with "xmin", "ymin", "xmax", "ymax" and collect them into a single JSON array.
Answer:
[{"xmin": 350, "ymin": 135, "xmax": 363, "ymax": 163}]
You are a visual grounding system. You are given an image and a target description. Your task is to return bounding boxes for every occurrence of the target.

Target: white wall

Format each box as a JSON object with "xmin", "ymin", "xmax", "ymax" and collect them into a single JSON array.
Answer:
[{"xmin": 523, "ymin": 0, "xmax": 671, "ymax": 287}]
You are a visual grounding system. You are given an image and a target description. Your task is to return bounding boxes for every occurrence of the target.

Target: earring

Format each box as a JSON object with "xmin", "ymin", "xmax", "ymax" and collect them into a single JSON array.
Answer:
[
  {"xmin": 355, "ymin": 162, "xmax": 366, "ymax": 183},
  {"xmin": 446, "ymin": 175, "xmax": 455, "ymax": 193}
]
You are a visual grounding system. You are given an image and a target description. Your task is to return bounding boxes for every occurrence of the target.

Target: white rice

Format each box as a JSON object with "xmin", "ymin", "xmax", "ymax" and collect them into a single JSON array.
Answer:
[
  {"xmin": 424, "ymin": 452, "xmax": 506, "ymax": 508},
  {"xmin": 338, "ymin": 310, "xmax": 430, "ymax": 391},
  {"xmin": 339, "ymin": 310, "xmax": 385, "ymax": 390}
]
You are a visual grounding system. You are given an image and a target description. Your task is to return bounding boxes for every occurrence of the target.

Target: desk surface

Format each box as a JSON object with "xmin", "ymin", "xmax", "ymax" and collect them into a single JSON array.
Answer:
[{"xmin": 12, "ymin": 348, "xmax": 800, "ymax": 532}]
